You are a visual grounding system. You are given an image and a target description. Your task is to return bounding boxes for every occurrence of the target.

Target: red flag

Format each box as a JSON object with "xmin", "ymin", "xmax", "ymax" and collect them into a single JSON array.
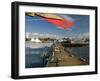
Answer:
[
  {"xmin": 45, "ymin": 18, "xmax": 73, "ymax": 29},
  {"xmin": 26, "ymin": 13, "xmax": 74, "ymax": 29},
  {"xmin": 34, "ymin": 13, "xmax": 73, "ymax": 29}
]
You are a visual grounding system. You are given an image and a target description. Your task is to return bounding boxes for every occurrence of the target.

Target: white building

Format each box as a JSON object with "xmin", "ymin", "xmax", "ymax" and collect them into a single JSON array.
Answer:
[{"xmin": 30, "ymin": 38, "xmax": 41, "ymax": 43}]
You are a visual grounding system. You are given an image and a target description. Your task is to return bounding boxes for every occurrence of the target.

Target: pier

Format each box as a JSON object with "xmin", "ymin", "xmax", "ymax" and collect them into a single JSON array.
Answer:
[{"xmin": 47, "ymin": 43, "xmax": 87, "ymax": 67}]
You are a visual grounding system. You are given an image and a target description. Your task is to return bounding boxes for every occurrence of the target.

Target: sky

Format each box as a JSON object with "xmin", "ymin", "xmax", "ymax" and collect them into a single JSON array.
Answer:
[{"xmin": 25, "ymin": 13, "xmax": 89, "ymax": 37}]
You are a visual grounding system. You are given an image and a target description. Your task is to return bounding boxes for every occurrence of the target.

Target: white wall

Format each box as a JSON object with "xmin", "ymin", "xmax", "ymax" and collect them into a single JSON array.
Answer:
[{"xmin": 0, "ymin": 0, "xmax": 99, "ymax": 81}]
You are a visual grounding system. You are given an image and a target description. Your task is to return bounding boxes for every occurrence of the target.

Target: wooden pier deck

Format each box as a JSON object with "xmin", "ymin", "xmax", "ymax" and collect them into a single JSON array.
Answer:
[{"xmin": 47, "ymin": 44, "xmax": 87, "ymax": 67}]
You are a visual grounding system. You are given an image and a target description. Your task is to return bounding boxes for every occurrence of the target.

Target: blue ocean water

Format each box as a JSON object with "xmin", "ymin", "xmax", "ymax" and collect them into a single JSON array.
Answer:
[{"xmin": 25, "ymin": 47, "xmax": 52, "ymax": 68}]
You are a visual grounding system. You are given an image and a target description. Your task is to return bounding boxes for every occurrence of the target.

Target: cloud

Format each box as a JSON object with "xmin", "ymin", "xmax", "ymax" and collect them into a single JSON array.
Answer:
[{"xmin": 77, "ymin": 32, "xmax": 89, "ymax": 38}]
